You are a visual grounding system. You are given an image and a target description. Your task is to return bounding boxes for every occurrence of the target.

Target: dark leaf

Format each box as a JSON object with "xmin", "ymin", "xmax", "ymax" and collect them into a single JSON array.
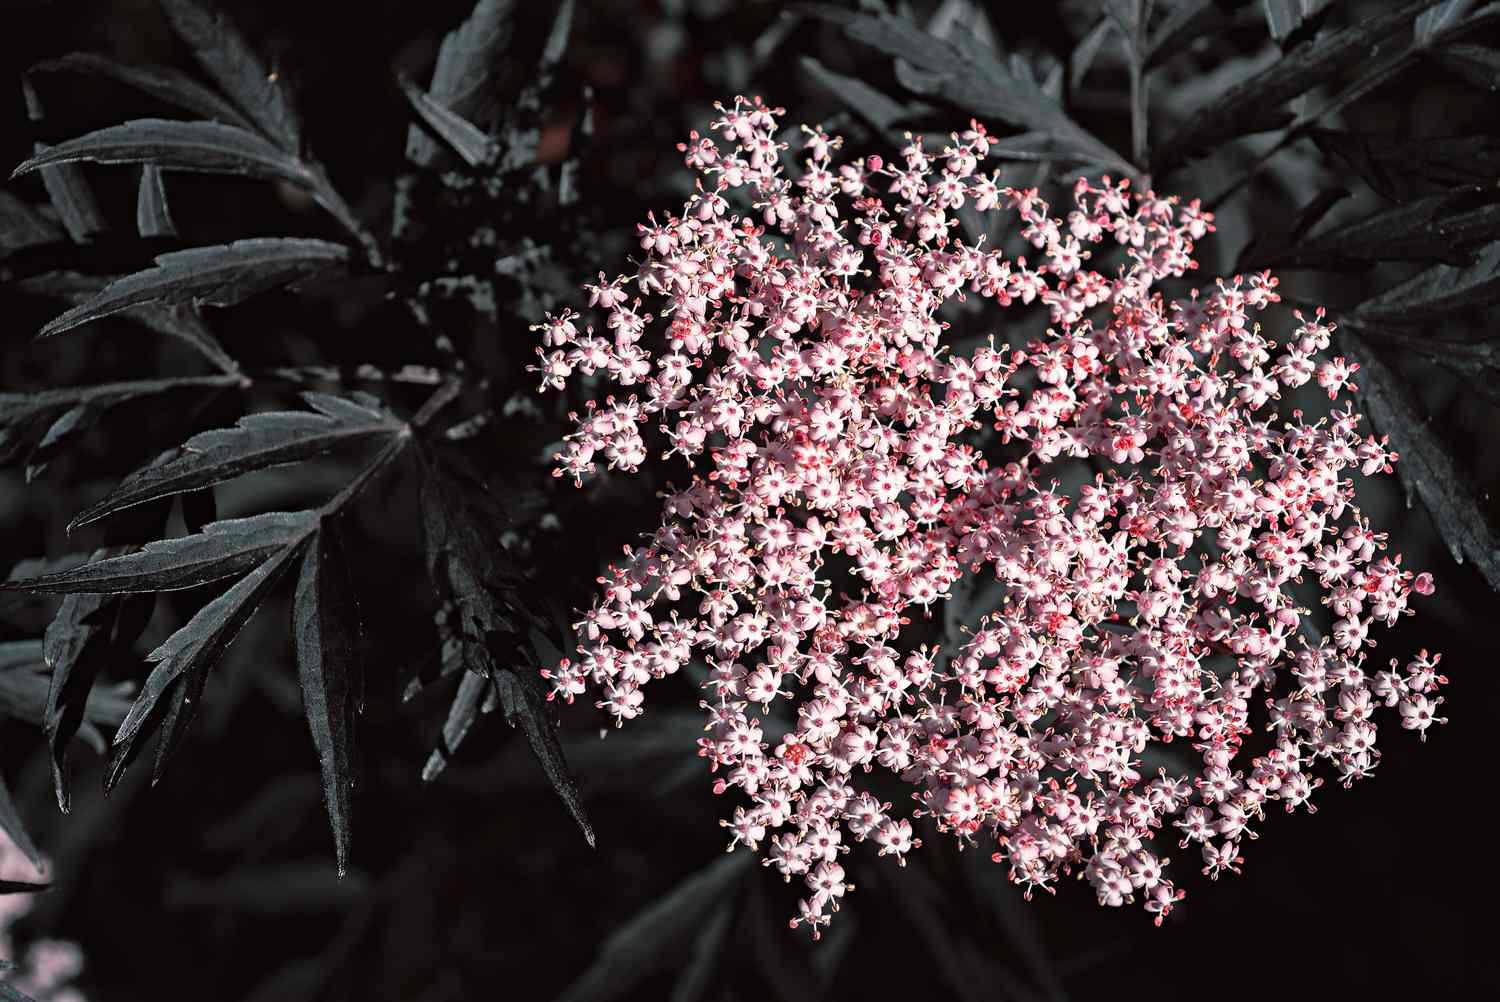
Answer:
[
  {"xmin": 801, "ymin": 57, "xmax": 909, "ymax": 132},
  {"xmin": 164, "ymin": 861, "xmax": 369, "ymax": 913},
  {"xmin": 1153, "ymin": 0, "xmax": 1441, "ymax": 173},
  {"xmin": 44, "ymin": 569, "xmax": 156, "ymax": 812},
  {"xmin": 0, "ymin": 879, "xmax": 49, "ymax": 894},
  {"xmin": 15, "ymin": 272, "xmax": 239, "ymax": 374},
  {"xmin": 398, "ymin": 78, "xmax": 499, "ymax": 168},
  {"xmin": 3, "ymin": 510, "xmax": 315, "ymax": 595},
  {"xmin": 109, "ymin": 531, "xmax": 312, "ymax": 786},
  {"xmin": 555, "ymin": 853, "xmax": 754, "ymax": 1002},
  {"xmin": 29, "ymin": 52, "xmax": 258, "ymax": 131},
  {"xmin": 491, "ymin": 664, "xmax": 593, "ymax": 846},
  {"xmin": 1, "ymin": 645, "xmax": 131, "ymax": 730},
  {"xmin": 1356, "ymin": 241, "xmax": 1500, "ymax": 322},
  {"xmin": 0, "ymin": 773, "xmax": 42, "ymax": 871},
  {"xmin": 158, "ymin": 0, "xmax": 302, "ymax": 152},
  {"xmin": 292, "ymin": 527, "xmax": 362, "ymax": 876},
  {"xmin": 418, "ymin": 450, "xmax": 516, "ymax": 682},
  {"xmin": 28, "ymin": 143, "xmax": 106, "ymax": 244},
  {"xmin": 71, "ymin": 393, "xmax": 397, "ymax": 530},
  {"xmin": 815, "ymin": 9, "xmax": 1130, "ymax": 174},
  {"xmin": 1146, "ymin": 0, "xmax": 1257, "ymax": 70},
  {"xmin": 1248, "ymin": 188, "xmax": 1500, "ymax": 270},
  {"xmin": 12, "ymin": 118, "xmax": 314, "ymax": 187},
  {"xmin": 136, "ymin": 164, "xmax": 176, "ymax": 238},
  {"xmin": 0, "ymin": 190, "xmax": 62, "ymax": 257},
  {"xmin": 1429, "ymin": 43, "xmax": 1500, "ymax": 88},
  {"xmin": 1309, "ymin": 129, "xmax": 1500, "ymax": 201},
  {"xmin": 34, "ymin": 237, "xmax": 350, "ymax": 339},
  {"xmin": 1, "ymin": 374, "xmax": 239, "ymax": 470},
  {"xmin": 1342, "ymin": 334, "xmax": 1500, "ymax": 592},
  {"xmin": 407, "ymin": 0, "xmax": 516, "ymax": 166},
  {"xmin": 1233, "ymin": 186, "xmax": 1349, "ymax": 272},
  {"xmin": 420, "ymin": 669, "xmax": 491, "ymax": 782}
]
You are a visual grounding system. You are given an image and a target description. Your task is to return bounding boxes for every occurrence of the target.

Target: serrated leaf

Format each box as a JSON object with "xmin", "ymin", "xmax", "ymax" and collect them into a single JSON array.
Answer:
[
  {"xmin": 0, "ymin": 773, "xmax": 42, "ymax": 871},
  {"xmin": 398, "ymin": 78, "xmax": 498, "ymax": 168},
  {"xmin": 823, "ymin": 10, "xmax": 1129, "ymax": 174},
  {"xmin": 1356, "ymin": 241, "xmax": 1500, "ymax": 322},
  {"xmin": 109, "ymin": 531, "xmax": 311, "ymax": 786},
  {"xmin": 555, "ymin": 853, "xmax": 754, "ymax": 1002},
  {"xmin": 15, "ymin": 272, "xmax": 238, "ymax": 374},
  {"xmin": 1309, "ymin": 129, "xmax": 1500, "ymax": 201},
  {"xmin": 3, "ymin": 511, "xmax": 314, "ymax": 595},
  {"xmin": 1342, "ymin": 334, "xmax": 1500, "ymax": 591},
  {"xmin": 801, "ymin": 57, "xmax": 909, "ymax": 132},
  {"xmin": 12, "ymin": 118, "xmax": 314, "ymax": 187},
  {"xmin": 407, "ymin": 0, "xmax": 516, "ymax": 167},
  {"xmin": 136, "ymin": 164, "xmax": 176, "ymax": 238},
  {"xmin": 29, "ymin": 52, "xmax": 257, "ymax": 131},
  {"xmin": 1247, "ymin": 188, "xmax": 1500, "ymax": 270},
  {"xmin": 70, "ymin": 394, "xmax": 397, "ymax": 530},
  {"xmin": 1153, "ymin": 0, "xmax": 1441, "ymax": 174},
  {"xmin": 0, "ymin": 190, "xmax": 62, "ymax": 257},
  {"xmin": 44, "ymin": 569, "xmax": 156, "ymax": 812},
  {"xmin": 1, "ymin": 374, "xmax": 239, "ymax": 470},
  {"xmin": 158, "ymin": 0, "xmax": 302, "ymax": 152},
  {"xmin": 491, "ymin": 665, "xmax": 592, "ymax": 846},
  {"xmin": 34, "ymin": 237, "xmax": 349, "ymax": 338},
  {"xmin": 292, "ymin": 527, "xmax": 361, "ymax": 876}
]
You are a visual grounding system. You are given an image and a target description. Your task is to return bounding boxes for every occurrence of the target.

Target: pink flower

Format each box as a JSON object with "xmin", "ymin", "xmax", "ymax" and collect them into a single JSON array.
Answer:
[{"xmin": 532, "ymin": 97, "xmax": 1444, "ymax": 931}]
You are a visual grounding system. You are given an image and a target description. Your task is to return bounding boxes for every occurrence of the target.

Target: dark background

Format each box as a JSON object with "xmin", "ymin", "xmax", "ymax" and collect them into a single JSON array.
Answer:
[{"xmin": 3, "ymin": 1, "xmax": 1498, "ymax": 999}]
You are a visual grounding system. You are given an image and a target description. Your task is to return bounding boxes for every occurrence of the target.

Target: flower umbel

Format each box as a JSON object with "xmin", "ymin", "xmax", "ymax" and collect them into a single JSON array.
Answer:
[{"xmin": 532, "ymin": 97, "xmax": 1443, "ymax": 934}]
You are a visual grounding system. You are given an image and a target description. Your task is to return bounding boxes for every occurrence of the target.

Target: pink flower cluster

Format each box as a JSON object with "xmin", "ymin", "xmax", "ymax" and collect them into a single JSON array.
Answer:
[{"xmin": 531, "ymin": 97, "xmax": 1445, "ymax": 933}]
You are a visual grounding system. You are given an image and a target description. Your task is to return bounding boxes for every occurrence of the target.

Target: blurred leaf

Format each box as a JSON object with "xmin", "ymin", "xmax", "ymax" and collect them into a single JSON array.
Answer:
[
  {"xmin": 0, "ymin": 773, "xmax": 42, "ymax": 871},
  {"xmin": 33, "ymin": 237, "xmax": 350, "ymax": 339},
  {"xmin": 1153, "ymin": 0, "xmax": 1441, "ymax": 174},
  {"xmin": 1069, "ymin": 16, "xmax": 1114, "ymax": 90},
  {"xmin": 801, "ymin": 57, "xmax": 909, "ymax": 132},
  {"xmin": 71, "ymin": 393, "xmax": 397, "ymax": 530},
  {"xmin": 136, "ymin": 164, "xmax": 176, "ymax": 238},
  {"xmin": 164, "ymin": 861, "xmax": 370, "ymax": 913},
  {"xmin": 293, "ymin": 526, "xmax": 362, "ymax": 876},
  {"xmin": 3, "ymin": 511, "xmax": 315, "ymax": 595},
  {"xmin": 668, "ymin": 901, "xmax": 733, "ymax": 1002},
  {"xmin": 0, "ymin": 980, "xmax": 39, "ymax": 1002},
  {"xmin": 490, "ymin": 664, "xmax": 593, "ymax": 847},
  {"xmin": 29, "ymin": 52, "xmax": 258, "ymax": 131},
  {"xmin": 556, "ymin": 852, "xmax": 755, "ymax": 1002},
  {"xmin": 0, "ymin": 190, "xmax": 62, "ymax": 257},
  {"xmin": 398, "ymin": 78, "xmax": 499, "ymax": 168},
  {"xmin": 1429, "ymin": 43, "xmax": 1500, "ymax": 88},
  {"xmin": 407, "ymin": 0, "xmax": 516, "ymax": 166},
  {"xmin": 12, "ymin": 118, "xmax": 315, "ymax": 187},
  {"xmin": 158, "ymin": 0, "xmax": 303, "ymax": 152},
  {"xmin": 1260, "ymin": 0, "xmax": 1332, "ymax": 45},
  {"xmin": 108, "ymin": 529, "xmax": 313, "ymax": 788},
  {"xmin": 1342, "ymin": 334, "xmax": 1500, "ymax": 592}
]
